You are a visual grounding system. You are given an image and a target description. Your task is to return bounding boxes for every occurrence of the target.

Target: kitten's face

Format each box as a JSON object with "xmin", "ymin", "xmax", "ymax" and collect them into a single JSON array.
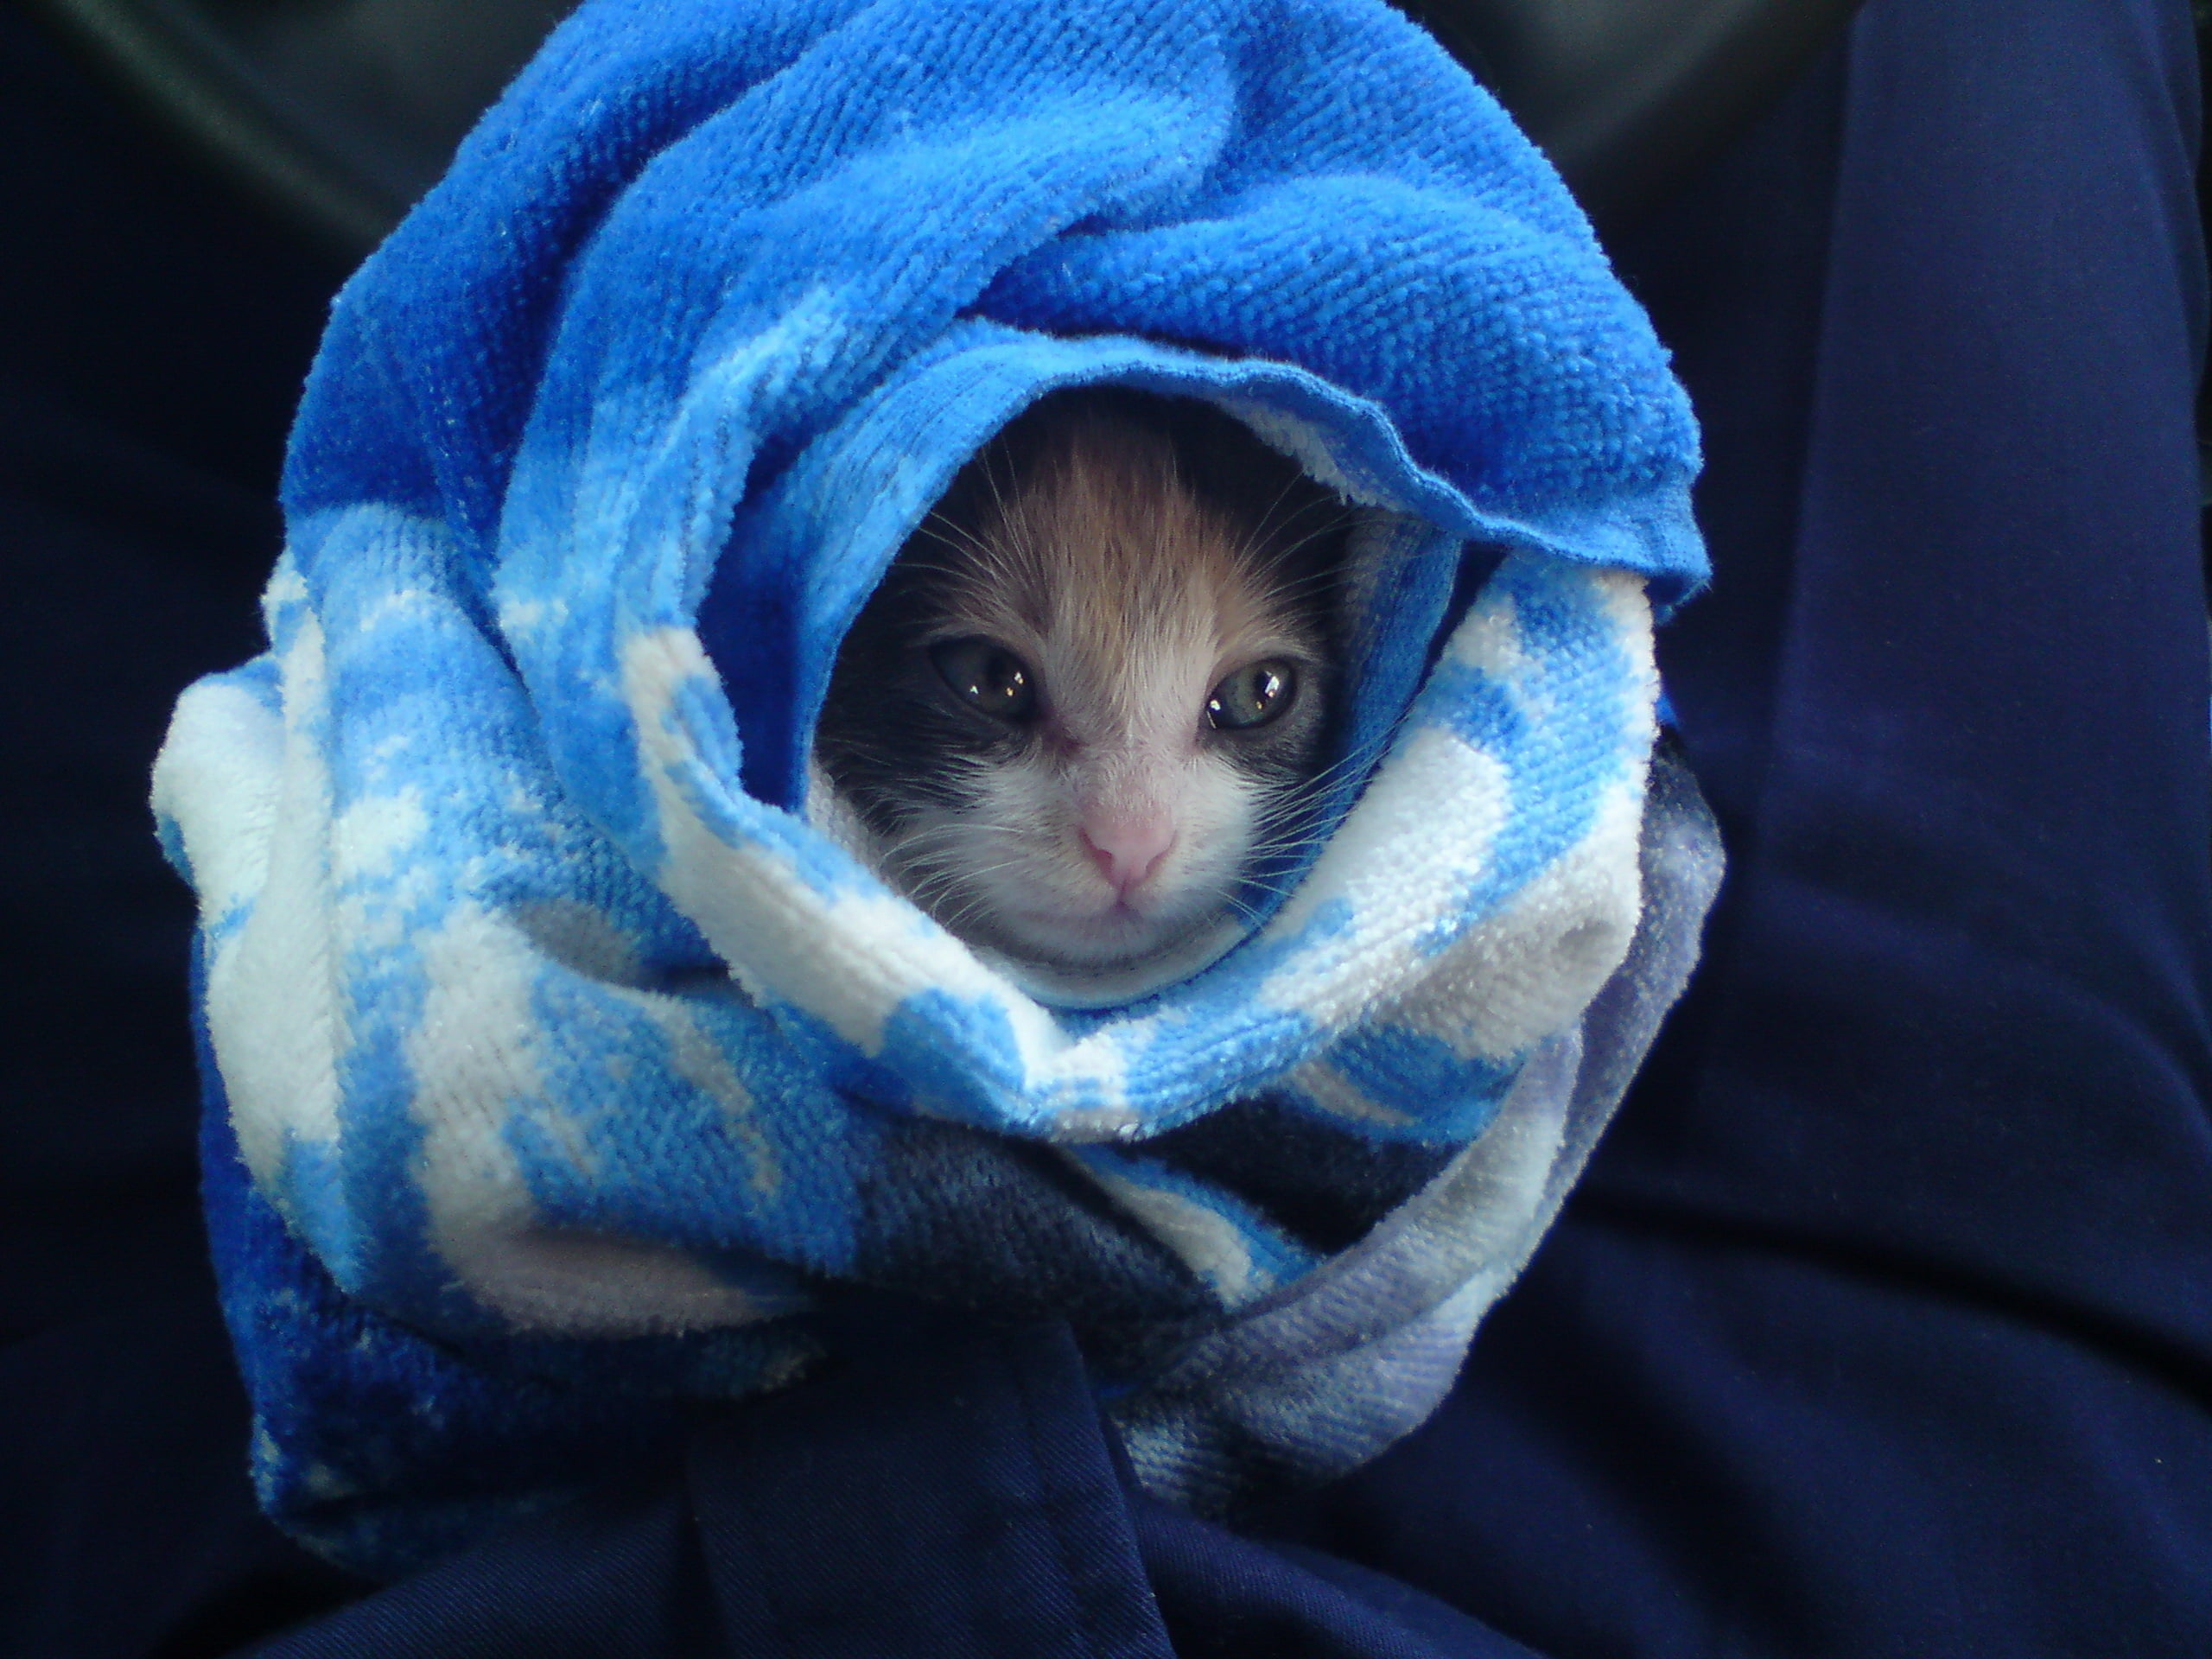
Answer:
[{"xmin": 815, "ymin": 391, "xmax": 1344, "ymax": 996}]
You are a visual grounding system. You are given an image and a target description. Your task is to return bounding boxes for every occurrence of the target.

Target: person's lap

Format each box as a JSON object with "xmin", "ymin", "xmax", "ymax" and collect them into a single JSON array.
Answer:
[
  {"xmin": 1264, "ymin": 1, "xmax": 2212, "ymax": 1652},
  {"xmin": 5, "ymin": 0, "xmax": 2207, "ymax": 1651}
]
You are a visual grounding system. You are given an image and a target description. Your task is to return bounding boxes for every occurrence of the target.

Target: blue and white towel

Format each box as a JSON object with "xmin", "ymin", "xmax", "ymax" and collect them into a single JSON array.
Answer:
[{"xmin": 152, "ymin": 0, "xmax": 1717, "ymax": 1579}]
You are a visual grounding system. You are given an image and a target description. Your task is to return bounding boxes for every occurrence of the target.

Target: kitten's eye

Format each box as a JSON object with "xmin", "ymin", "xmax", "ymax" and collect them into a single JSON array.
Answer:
[
  {"xmin": 930, "ymin": 637, "xmax": 1037, "ymax": 722},
  {"xmin": 1207, "ymin": 660, "xmax": 1297, "ymax": 731}
]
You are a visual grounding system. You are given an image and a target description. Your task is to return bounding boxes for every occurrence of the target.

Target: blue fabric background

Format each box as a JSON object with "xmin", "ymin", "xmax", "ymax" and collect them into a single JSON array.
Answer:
[{"xmin": 4, "ymin": 0, "xmax": 2209, "ymax": 1651}]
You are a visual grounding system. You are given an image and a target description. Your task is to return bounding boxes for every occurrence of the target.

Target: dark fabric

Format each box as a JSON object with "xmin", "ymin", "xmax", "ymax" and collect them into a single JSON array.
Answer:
[
  {"xmin": 0, "ymin": 1294, "xmax": 364, "ymax": 1659},
  {"xmin": 0, "ymin": 9, "xmax": 369, "ymax": 1656},
  {"xmin": 0, "ymin": 1, "xmax": 329, "ymax": 1350},
  {"xmin": 1262, "ymin": 0, "xmax": 2212, "ymax": 1655},
  {"xmin": 1132, "ymin": 1497, "xmax": 1542, "ymax": 1659},
  {"xmin": 6, "ymin": 0, "xmax": 2211, "ymax": 1652},
  {"xmin": 238, "ymin": 1323, "xmax": 1177, "ymax": 1659}
]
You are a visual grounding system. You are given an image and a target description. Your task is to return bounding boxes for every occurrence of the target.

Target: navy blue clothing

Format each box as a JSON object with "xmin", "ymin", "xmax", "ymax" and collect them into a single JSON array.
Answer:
[
  {"xmin": 1265, "ymin": 1, "xmax": 2212, "ymax": 1652},
  {"xmin": 3, "ymin": 0, "xmax": 2209, "ymax": 1653}
]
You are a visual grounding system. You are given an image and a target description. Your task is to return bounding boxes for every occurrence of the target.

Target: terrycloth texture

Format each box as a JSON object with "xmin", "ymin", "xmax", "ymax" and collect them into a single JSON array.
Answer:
[{"xmin": 150, "ymin": 0, "xmax": 1712, "ymax": 1579}]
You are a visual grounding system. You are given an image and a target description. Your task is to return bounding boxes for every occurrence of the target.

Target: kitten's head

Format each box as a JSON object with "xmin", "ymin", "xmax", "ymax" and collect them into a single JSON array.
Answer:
[{"xmin": 814, "ymin": 390, "xmax": 1348, "ymax": 1000}]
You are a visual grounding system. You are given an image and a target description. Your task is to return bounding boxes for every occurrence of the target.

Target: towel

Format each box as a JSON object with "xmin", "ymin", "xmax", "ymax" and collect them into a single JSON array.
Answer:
[{"xmin": 152, "ymin": 0, "xmax": 1717, "ymax": 1579}]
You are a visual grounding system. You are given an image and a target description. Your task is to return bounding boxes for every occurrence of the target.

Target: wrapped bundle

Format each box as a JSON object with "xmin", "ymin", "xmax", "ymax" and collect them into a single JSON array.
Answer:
[{"xmin": 152, "ymin": 0, "xmax": 1717, "ymax": 1578}]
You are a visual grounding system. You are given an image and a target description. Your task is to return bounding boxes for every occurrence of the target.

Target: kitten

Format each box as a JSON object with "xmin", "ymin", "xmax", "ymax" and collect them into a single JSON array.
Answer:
[{"xmin": 813, "ymin": 387, "xmax": 1350, "ymax": 1001}]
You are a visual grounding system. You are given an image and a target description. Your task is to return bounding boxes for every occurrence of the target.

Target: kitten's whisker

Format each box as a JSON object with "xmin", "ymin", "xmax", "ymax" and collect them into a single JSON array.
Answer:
[
  {"xmin": 913, "ymin": 512, "xmax": 1002, "ymax": 569},
  {"xmin": 1230, "ymin": 499, "xmax": 1355, "ymax": 576},
  {"xmin": 894, "ymin": 820, "xmax": 1046, "ymax": 849},
  {"xmin": 1230, "ymin": 472, "xmax": 1319, "ymax": 565}
]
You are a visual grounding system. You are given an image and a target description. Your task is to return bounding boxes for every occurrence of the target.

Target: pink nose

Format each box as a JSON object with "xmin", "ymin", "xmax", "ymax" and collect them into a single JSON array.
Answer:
[{"xmin": 1080, "ymin": 816, "xmax": 1175, "ymax": 896}]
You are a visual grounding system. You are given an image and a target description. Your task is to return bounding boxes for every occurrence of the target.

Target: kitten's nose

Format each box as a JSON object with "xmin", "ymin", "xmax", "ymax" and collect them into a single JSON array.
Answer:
[{"xmin": 1081, "ymin": 817, "xmax": 1175, "ymax": 897}]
